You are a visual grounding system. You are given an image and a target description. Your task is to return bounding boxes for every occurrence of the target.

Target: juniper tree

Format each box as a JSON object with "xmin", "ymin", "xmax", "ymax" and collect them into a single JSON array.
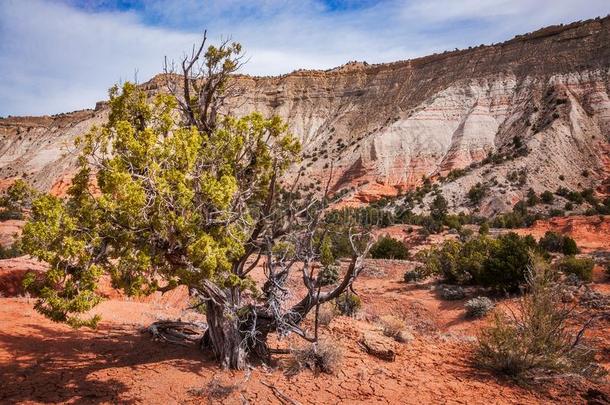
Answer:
[{"xmin": 22, "ymin": 35, "xmax": 371, "ymax": 370}]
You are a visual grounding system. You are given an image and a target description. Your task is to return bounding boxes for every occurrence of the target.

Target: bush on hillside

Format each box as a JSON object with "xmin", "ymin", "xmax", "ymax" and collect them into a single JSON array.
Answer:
[
  {"xmin": 490, "ymin": 200, "xmax": 542, "ymax": 229},
  {"xmin": 335, "ymin": 293, "xmax": 362, "ymax": 317},
  {"xmin": 557, "ymin": 256, "xmax": 594, "ymax": 282},
  {"xmin": 370, "ymin": 236, "xmax": 409, "ymax": 260},
  {"xmin": 444, "ymin": 215, "xmax": 462, "ymax": 231},
  {"xmin": 0, "ymin": 179, "xmax": 37, "ymax": 221},
  {"xmin": 418, "ymin": 233, "xmax": 540, "ymax": 290},
  {"xmin": 526, "ymin": 188, "xmax": 540, "ymax": 206},
  {"xmin": 429, "ymin": 194, "xmax": 448, "ymax": 223},
  {"xmin": 540, "ymin": 190, "xmax": 555, "ymax": 204},
  {"xmin": 561, "ymin": 237, "xmax": 579, "ymax": 255},
  {"xmin": 538, "ymin": 231, "xmax": 579, "ymax": 255},
  {"xmin": 0, "ymin": 243, "xmax": 23, "ymax": 259},
  {"xmin": 468, "ymin": 183, "xmax": 487, "ymax": 205},
  {"xmin": 480, "ymin": 233, "xmax": 538, "ymax": 290}
]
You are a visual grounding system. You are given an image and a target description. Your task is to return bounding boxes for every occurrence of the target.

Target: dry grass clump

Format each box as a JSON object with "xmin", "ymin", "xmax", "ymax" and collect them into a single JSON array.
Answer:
[
  {"xmin": 378, "ymin": 315, "xmax": 413, "ymax": 343},
  {"xmin": 476, "ymin": 256, "xmax": 604, "ymax": 379},
  {"xmin": 187, "ymin": 375, "xmax": 246, "ymax": 399},
  {"xmin": 439, "ymin": 285, "xmax": 466, "ymax": 301},
  {"xmin": 316, "ymin": 303, "xmax": 336, "ymax": 327},
  {"xmin": 286, "ymin": 339, "xmax": 343, "ymax": 375}
]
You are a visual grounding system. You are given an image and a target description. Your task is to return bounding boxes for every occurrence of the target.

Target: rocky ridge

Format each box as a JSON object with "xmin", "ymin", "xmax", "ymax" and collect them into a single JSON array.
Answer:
[{"xmin": 1, "ymin": 17, "xmax": 610, "ymax": 214}]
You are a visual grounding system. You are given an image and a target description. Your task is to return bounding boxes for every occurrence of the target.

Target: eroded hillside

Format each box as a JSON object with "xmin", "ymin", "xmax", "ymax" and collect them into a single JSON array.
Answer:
[{"xmin": 1, "ymin": 17, "xmax": 610, "ymax": 214}]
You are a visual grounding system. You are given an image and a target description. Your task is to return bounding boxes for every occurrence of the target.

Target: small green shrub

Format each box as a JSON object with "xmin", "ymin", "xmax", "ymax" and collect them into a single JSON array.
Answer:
[
  {"xmin": 335, "ymin": 293, "xmax": 362, "ymax": 316},
  {"xmin": 538, "ymin": 231, "xmax": 563, "ymax": 252},
  {"xmin": 370, "ymin": 236, "xmax": 409, "ymax": 260},
  {"xmin": 0, "ymin": 243, "xmax": 23, "ymax": 259},
  {"xmin": 419, "ymin": 216, "xmax": 443, "ymax": 235},
  {"xmin": 458, "ymin": 227, "xmax": 474, "ymax": 241},
  {"xmin": 538, "ymin": 231, "xmax": 579, "ymax": 255},
  {"xmin": 430, "ymin": 194, "xmax": 448, "ymax": 223},
  {"xmin": 566, "ymin": 191, "xmax": 584, "ymax": 204},
  {"xmin": 465, "ymin": 297, "xmax": 495, "ymax": 318},
  {"xmin": 557, "ymin": 256, "xmax": 594, "ymax": 282},
  {"xmin": 540, "ymin": 191, "xmax": 554, "ymax": 204},
  {"xmin": 446, "ymin": 168, "xmax": 467, "ymax": 181},
  {"xmin": 581, "ymin": 188, "xmax": 597, "ymax": 205},
  {"xmin": 561, "ymin": 237, "xmax": 579, "ymax": 255},
  {"xmin": 0, "ymin": 210, "xmax": 23, "ymax": 221},
  {"xmin": 526, "ymin": 188, "xmax": 540, "ymax": 206},
  {"xmin": 444, "ymin": 215, "xmax": 462, "ymax": 231},
  {"xmin": 478, "ymin": 222, "xmax": 490, "ymax": 235},
  {"xmin": 468, "ymin": 183, "xmax": 487, "ymax": 205},
  {"xmin": 318, "ymin": 265, "xmax": 340, "ymax": 286}
]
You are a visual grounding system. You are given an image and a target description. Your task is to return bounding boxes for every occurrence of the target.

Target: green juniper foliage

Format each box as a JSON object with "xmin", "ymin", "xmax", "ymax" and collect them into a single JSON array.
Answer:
[
  {"xmin": 370, "ymin": 236, "xmax": 409, "ymax": 260},
  {"xmin": 318, "ymin": 235, "xmax": 340, "ymax": 286},
  {"xmin": 22, "ymin": 81, "xmax": 300, "ymax": 328}
]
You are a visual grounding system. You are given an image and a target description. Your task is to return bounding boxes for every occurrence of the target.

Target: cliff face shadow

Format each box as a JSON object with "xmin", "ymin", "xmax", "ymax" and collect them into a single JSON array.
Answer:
[{"xmin": 0, "ymin": 323, "xmax": 213, "ymax": 404}]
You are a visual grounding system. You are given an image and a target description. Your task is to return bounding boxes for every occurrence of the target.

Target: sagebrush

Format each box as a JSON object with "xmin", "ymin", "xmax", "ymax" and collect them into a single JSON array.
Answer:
[{"xmin": 476, "ymin": 256, "xmax": 602, "ymax": 378}]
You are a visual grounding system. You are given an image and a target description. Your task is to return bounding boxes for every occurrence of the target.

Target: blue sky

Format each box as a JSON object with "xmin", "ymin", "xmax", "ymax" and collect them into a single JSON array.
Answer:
[{"xmin": 1, "ymin": 0, "xmax": 609, "ymax": 116}]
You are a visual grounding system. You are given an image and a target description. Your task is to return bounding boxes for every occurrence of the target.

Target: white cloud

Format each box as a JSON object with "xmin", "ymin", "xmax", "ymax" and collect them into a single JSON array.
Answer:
[
  {"xmin": 0, "ymin": 0, "xmax": 608, "ymax": 116},
  {"xmin": 0, "ymin": 0, "xmax": 197, "ymax": 115}
]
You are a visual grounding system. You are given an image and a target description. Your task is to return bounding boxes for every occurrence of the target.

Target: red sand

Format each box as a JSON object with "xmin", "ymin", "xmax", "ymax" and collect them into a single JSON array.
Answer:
[{"xmin": 1, "ymin": 258, "xmax": 608, "ymax": 404}]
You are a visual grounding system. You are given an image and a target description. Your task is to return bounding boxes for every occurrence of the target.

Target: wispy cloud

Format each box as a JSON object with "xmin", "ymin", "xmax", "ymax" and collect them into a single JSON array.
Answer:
[{"xmin": 1, "ymin": 0, "xmax": 608, "ymax": 116}]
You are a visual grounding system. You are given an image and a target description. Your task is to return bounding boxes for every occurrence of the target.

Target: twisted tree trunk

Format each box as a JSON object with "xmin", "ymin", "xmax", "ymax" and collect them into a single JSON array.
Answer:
[
  {"xmin": 201, "ymin": 299, "xmax": 247, "ymax": 370},
  {"xmin": 197, "ymin": 247, "xmax": 369, "ymax": 370}
]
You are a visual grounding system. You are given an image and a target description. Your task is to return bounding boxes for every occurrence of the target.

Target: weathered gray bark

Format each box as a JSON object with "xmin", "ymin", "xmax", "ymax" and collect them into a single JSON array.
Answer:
[{"xmin": 201, "ymin": 299, "xmax": 247, "ymax": 370}]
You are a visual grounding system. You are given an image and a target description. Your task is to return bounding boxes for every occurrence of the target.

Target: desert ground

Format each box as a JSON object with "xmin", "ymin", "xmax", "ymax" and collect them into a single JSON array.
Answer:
[{"xmin": 1, "ymin": 216, "xmax": 609, "ymax": 404}]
